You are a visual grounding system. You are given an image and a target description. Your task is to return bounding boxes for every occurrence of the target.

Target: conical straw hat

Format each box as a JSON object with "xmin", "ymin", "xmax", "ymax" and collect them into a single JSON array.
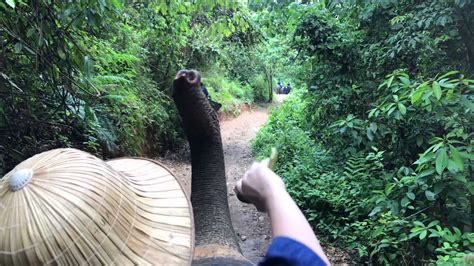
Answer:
[{"xmin": 0, "ymin": 148, "xmax": 194, "ymax": 265}]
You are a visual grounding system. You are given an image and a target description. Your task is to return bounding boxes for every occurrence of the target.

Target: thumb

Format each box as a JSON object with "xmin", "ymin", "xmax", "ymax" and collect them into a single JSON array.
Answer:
[
  {"xmin": 234, "ymin": 179, "xmax": 243, "ymax": 194},
  {"xmin": 235, "ymin": 179, "xmax": 251, "ymax": 204},
  {"xmin": 261, "ymin": 158, "xmax": 271, "ymax": 168}
]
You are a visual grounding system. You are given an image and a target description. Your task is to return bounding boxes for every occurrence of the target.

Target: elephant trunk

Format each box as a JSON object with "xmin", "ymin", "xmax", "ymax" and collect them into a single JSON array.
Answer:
[{"xmin": 172, "ymin": 70, "xmax": 251, "ymax": 265}]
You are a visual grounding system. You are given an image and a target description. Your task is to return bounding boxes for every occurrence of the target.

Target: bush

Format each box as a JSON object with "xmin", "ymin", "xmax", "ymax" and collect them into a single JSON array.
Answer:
[
  {"xmin": 203, "ymin": 71, "xmax": 253, "ymax": 115},
  {"xmin": 249, "ymin": 74, "xmax": 269, "ymax": 102},
  {"xmin": 253, "ymin": 72, "xmax": 474, "ymax": 264},
  {"xmin": 0, "ymin": 1, "xmax": 262, "ymax": 175}
]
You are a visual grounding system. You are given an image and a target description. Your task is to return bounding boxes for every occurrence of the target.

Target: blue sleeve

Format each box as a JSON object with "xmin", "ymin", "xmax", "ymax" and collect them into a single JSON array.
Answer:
[{"xmin": 259, "ymin": 237, "xmax": 328, "ymax": 266}]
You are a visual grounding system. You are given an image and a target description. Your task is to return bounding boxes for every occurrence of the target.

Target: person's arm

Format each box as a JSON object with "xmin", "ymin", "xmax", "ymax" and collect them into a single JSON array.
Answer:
[{"xmin": 234, "ymin": 160, "xmax": 330, "ymax": 264}]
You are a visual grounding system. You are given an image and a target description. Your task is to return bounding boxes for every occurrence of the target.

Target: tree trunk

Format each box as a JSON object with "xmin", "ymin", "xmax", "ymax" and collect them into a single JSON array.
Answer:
[
  {"xmin": 268, "ymin": 74, "xmax": 273, "ymax": 103},
  {"xmin": 456, "ymin": 7, "xmax": 474, "ymax": 75},
  {"xmin": 264, "ymin": 67, "xmax": 273, "ymax": 103}
]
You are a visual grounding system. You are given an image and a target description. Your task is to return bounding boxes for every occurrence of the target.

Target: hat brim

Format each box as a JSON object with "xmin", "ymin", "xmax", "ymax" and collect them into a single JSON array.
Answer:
[{"xmin": 106, "ymin": 158, "xmax": 194, "ymax": 265}]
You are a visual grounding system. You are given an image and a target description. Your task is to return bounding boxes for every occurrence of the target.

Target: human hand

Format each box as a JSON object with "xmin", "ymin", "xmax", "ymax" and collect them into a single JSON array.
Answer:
[{"xmin": 234, "ymin": 159, "xmax": 286, "ymax": 212}]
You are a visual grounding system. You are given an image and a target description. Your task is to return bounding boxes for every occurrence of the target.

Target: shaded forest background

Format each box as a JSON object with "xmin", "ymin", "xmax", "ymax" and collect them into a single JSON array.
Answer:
[
  {"xmin": 1, "ymin": 0, "xmax": 474, "ymax": 264},
  {"xmin": 0, "ymin": 0, "xmax": 273, "ymax": 174}
]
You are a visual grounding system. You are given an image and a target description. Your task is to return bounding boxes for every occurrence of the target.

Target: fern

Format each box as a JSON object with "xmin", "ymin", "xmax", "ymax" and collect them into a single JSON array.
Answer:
[
  {"xmin": 340, "ymin": 151, "xmax": 386, "ymax": 217},
  {"xmin": 91, "ymin": 75, "xmax": 132, "ymax": 85},
  {"xmin": 343, "ymin": 151, "xmax": 384, "ymax": 181}
]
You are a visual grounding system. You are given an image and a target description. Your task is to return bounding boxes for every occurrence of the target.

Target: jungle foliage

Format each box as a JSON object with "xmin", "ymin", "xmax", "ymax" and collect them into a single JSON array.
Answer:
[
  {"xmin": 2, "ymin": 0, "xmax": 474, "ymax": 264},
  {"xmin": 252, "ymin": 0, "xmax": 474, "ymax": 264},
  {"xmin": 0, "ymin": 0, "xmax": 274, "ymax": 175}
]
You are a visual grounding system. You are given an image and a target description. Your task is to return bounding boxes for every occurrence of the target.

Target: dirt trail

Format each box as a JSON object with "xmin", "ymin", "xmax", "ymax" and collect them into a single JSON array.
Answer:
[
  {"xmin": 160, "ymin": 94, "xmax": 351, "ymax": 264},
  {"xmin": 221, "ymin": 103, "xmax": 274, "ymax": 263},
  {"xmin": 161, "ymin": 100, "xmax": 278, "ymax": 263}
]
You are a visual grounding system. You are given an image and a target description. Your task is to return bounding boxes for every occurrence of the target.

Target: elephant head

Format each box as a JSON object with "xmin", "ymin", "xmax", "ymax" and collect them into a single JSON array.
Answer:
[{"xmin": 172, "ymin": 70, "xmax": 253, "ymax": 265}]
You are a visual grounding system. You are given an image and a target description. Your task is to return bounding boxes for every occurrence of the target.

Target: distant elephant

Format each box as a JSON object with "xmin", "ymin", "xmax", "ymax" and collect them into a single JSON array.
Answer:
[{"xmin": 172, "ymin": 70, "xmax": 253, "ymax": 265}]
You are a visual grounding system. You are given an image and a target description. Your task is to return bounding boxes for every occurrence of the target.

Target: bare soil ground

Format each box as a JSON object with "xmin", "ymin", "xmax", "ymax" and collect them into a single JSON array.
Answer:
[{"xmin": 160, "ymin": 94, "xmax": 352, "ymax": 264}]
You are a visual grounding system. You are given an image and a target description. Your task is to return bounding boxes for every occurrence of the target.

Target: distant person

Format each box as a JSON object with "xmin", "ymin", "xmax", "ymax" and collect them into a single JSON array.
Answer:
[
  {"xmin": 284, "ymin": 83, "xmax": 292, "ymax": 94},
  {"xmin": 200, "ymin": 82, "xmax": 221, "ymax": 112},
  {"xmin": 276, "ymin": 80, "xmax": 283, "ymax": 94},
  {"xmin": 201, "ymin": 83, "xmax": 209, "ymax": 98}
]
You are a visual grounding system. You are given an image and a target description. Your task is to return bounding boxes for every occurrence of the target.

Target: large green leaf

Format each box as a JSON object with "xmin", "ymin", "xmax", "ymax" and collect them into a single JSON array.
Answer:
[
  {"xmin": 399, "ymin": 76, "xmax": 410, "ymax": 86},
  {"xmin": 438, "ymin": 71, "xmax": 458, "ymax": 80},
  {"xmin": 398, "ymin": 102, "xmax": 406, "ymax": 115},
  {"xmin": 14, "ymin": 42, "xmax": 22, "ymax": 53},
  {"xmin": 450, "ymin": 145, "xmax": 464, "ymax": 171},
  {"xmin": 5, "ymin": 0, "xmax": 15, "ymax": 8},
  {"xmin": 419, "ymin": 230, "xmax": 427, "ymax": 240},
  {"xmin": 435, "ymin": 148, "xmax": 448, "ymax": 174},
  {"xmin": 432, "ymin": 81, "xmax": 442, "ymax": 100},
  {"xmin": 425, "ymin": 190, "xmax": 436, "ymax": 201},
  {"xmin": 411, "ymin": 82, "xmax": 428, "ymax": 104}
]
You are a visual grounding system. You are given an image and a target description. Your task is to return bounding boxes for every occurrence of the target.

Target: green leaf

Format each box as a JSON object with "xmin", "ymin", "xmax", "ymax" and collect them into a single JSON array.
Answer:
[
  {"xmin": 409, "ymin": 231, "xmax": 420, "ymax": 239},
  {"xmin": 413, "ymin": 221, "xmax": 425, "ymax": 227},
  {"xmin": 416, "ymin": 152, "xmax": 435, "ymax": 165},
  {"xmin": 432, "ymin": 81, "xmax": 442, "ymax": 100},
  {"xmin": 399, "ymin": 76, "xmax": 410, "ymax": 85},
  {"xmin": 454, "ymin": 174, "xmax": 467, "ymax": 183},
  {"xmin": 398, "ymin": 102, "xmax": 407, "ymax": 115},
  {"xmin": 369, "ymin": 206, "xmax": 382, "ymax": 217},
  {"xmin": 427, "ymin": 220, "xmax": 439, "ymax": 228},
  {"xmin": 435, "ymin": 182, "xmax": 445, "ymax": 194},
  {"xmin": 370, "ymin": 122, "xmax": 378, "ymax": 132},
  {"xmin": 416, "ymin": 135, "xmax": 423, "ymax": 146},
  {"xmin": 5, "ymin": 0, "xmax": 15, "ymax": 8},
  {"xmin": 425, "ymin": 190, "xmax": 436, "ymax": 201},
  {"xmin": 387, "ymin": 106, "xmax": 396, "ymax": 116},
  {"xmin": 367, "ymin": 127, "xmax": 374, "ymax": 141},
  {"xmin": 102, "ymin": 94, "xmax": 124, "ymax": 101},
  {"xmin": 438, "ymin": 71, "xmax": 458, "ymax": 80},
  {"xmin": 468, "ymin": 184, "xmax": 474, "ymax": 195},
  {"xmin": 407, "ymin": 192, "xmax": 415, "ymax": 200},
  {"xmin": 386, "ymin": 75, "xmax": 394, "ymax": 88},
  {"xmin": 450, "ymin": 145, "xmax": 464, "ymax": 171},
  {"xmin": 435, "ymin": 148, "xmax": 448, "ymax": 174},
  {"xmin": 460, "ymin": 152, "xmax": 474, "ymax": 160},
  {"xmin": 84, "ymin": 55, "xmax": 94, "ymax": 77},
  {"xmin": 58, "ymin": 48, "xmax": 66, "ymax": 60},
  {"xmin": 461, "ymin": 97, "xmax": 474, "ymax": 111},
  {"xmin": 401, "ymin": 197, "xmax": 410, "ymax": 207},
  {"xmin": 26, "ymin": 28, "xmax": 36, "ymax": 38},
  {"xmin": 411, "ymin": 83, "xmax": 428, "ymax": 104},
  {"xmin": 420, "ymin": 230, "xmax": 427, "ymax": 240},
  {"xmin": 109, "ymin": 0, "xmax": 123, "ymax": 9},
  {"xmin": 438, "ymin": 77, "xmax": 456, "ymax": 88},
  {"xmin": 14, "ymin": 42, "xmax": 22, "ymax": 53},
  {"xmin": 447, "ymin": 159, "xmax": 458, "ymax": 173},
  {"xmin": 158, "ymin": 2, "xmax": 168, "ymax": 15},
  {"xmin": 368, "ymin": 108, "xmax": 377, "ymax": 118}
]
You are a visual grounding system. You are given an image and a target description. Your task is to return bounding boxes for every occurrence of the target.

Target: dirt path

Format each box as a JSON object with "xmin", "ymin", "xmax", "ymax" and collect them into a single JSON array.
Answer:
[
  {"xmin": 161, "ymin": 101, "xmax": 276, "ymax": 263},
  {"xmin": 160, "ymin": 95, "xmax": 351, "ymax": 264},
  {"xmin": 221, "ymin": 104, "xmax": 273, "ymax": 263}
]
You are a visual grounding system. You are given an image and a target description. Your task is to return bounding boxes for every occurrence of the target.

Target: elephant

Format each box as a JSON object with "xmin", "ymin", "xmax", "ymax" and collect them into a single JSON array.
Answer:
[{"xmin": 172, "ymin": 69, "xmax": 254, "ymax": 265}]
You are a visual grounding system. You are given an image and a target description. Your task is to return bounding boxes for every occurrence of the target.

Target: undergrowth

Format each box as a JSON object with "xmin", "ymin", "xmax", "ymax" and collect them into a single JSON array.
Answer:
[
  {"xmin": 253, "ymin": 74, "xmax": 474, "ymax": 265},
  {"xmin": 204, "ymin": 72, "xmax": 252, "ymax": 115}
]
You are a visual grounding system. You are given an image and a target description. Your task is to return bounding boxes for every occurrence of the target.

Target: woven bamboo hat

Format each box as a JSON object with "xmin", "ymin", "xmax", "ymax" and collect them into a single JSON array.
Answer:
[{"xmin": 0, "ymin": 148, "xmax": 194, "ymax": 265}]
